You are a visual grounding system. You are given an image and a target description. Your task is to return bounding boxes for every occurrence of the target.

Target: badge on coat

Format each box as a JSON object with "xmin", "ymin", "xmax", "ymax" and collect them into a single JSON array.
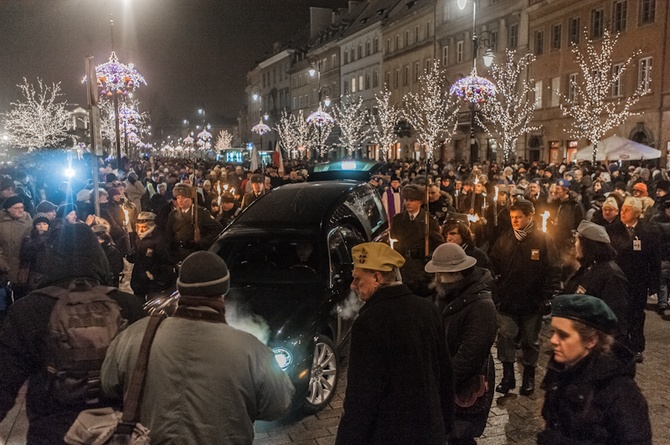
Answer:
[
  {"xmin": 633, "ymin": 237, "xmax": 642, "ymax": 251},
  {"xmin": 531, "ymin": 249, "xmax": 540, "ymax": 260}
]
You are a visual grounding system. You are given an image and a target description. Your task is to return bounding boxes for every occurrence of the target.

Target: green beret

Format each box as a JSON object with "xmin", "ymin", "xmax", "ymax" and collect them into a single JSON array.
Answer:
[{"xmin": 551, "ymin": 294, "xmax": 618, "ymax": 334}]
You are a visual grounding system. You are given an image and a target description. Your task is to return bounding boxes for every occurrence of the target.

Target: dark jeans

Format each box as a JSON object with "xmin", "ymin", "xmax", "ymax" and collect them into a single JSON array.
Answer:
[{"xmin": 496, "ymin": 312, "xmax": 543, "ymax": 367}]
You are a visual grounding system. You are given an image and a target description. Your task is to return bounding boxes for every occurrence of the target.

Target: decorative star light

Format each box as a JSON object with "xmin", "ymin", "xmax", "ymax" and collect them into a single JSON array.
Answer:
[
  {"xmin": 95, "ymin": 52, "xmax": 147, "ymax": 97},
  {"xmin": 306, "ymin": 106, "xmax": 334, "ymax": 127},
  {"xmin": 183, "ymin": 135, "xmax": 194, "ymax": 146},
  {"xmin": 450, "ymin": 68, "xmax": 496, "ymax": 104},
  {"xmin": 252, "ymin": 118, "xmax": 271, "ymax": 135}
]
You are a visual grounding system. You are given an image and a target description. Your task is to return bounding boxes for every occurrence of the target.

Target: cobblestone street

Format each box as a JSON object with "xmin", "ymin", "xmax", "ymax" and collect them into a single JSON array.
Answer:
[{"xmin": 1, "ymin": 302, "xmax": 669, "ymax": 445}]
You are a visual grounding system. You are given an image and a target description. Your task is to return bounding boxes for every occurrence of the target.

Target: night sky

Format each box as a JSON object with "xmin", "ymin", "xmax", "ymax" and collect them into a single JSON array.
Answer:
[{"xmin": 0, "ymin": 0, "xmax": 349, "ymax": 127}]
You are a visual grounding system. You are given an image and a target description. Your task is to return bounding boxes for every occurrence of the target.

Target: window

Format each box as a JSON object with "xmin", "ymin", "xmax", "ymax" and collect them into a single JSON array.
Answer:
[
  {"xmin": 394, "ymin": 68, "xmax": 400, "ymax": 88},
  {"xmin": 351, "ymin": 48, "xmax": 356, "ymax": 62},
  {"xmin": 508, "ymin": 23, "xmax": 518, "ymax": 49},
  {"xmin": 612, "ymin": 63, "xmax": 624, "ymax": 97},
  {"xmin": 456, "ymin": 40, "xmax": 464, "ymax": 63},
  {"xmin": 373, "ymin": 70, "xmax": 379, "ymax": 88},
  {"xmin": 568, "ymin": 73, "xmax": 578, "ymax": 102},
  {"xmin": 366, "ymin": 40, "xmax": 371, "ymax": 56},
  {"xmin": 395, "ymin": 34, "xmax": 400, "ymax": 51},
  {"xmin": 351, "ymin": 77, "xmax": 357, "ymax": 93},
  {"xmin": 405, "ymin": 30, "xmax": 410, "ymax": 47},
  {"xmin": 551, "ymin": 24, "xmax": 562, "ymax": 50},
  {"xmin": 293, "ymin": 97, "xmax": 298, "ymax": 110},
  {"xmin": 344, "ymin": 50, "xmax": 349, "ymax": 64},
  {"xmin": 550, "ymin": 77, "xmax": 560, "ymax": 107},
  {"xmin": 414, "ymin": 62, "xmax": 420, "ymax": 82},
  {"xmin": 639, "ymin": 0, "xmax": 655, "ymax": 24},
  {"xmin": 426, "ymin": 21, "xmax": 431, "ymax": 38},
  {"xmin": 332, "ymin": 54, "xmax": 337, "ymax": 67},
  {"xmin": 415, "ymin": 25, "xmax": 420, "ymax": 42},
  {"xmin": 358, "ymin": 44, "xmax": 363, "ymax": 59},
  {"xmin": 425, "ymin": 58, "xmax": 431, "ymax": 73},
  {"xmin": 403, "ymin": 65, "xmax": 409, "ymax": 86},
  {"xmin": 638, "ymin": 57, "xmax": 652, "ymax": 93},
  {"xmin": 569, "ymin": 17, "xmax": 580, "ymax": 45},
  {"xmin": 343, "ymin": 79, "xmax": 349, "ymax": 94},
  {"xmin": 534, "ymin": 30, "xmax": 544, "ymax": 55},
  {"xmin": 613, "ymin": 0, "xmax": 627, "ymax": 32},
  {"xmin": 373, "ymin": 38, "xmax": 379, "ymax": 53},
  {"xmin": 591, "ymin": 8, "xmax": 604, "ymax": 38},
  {"xmin": 534, "ymin": 80, "xmax": 543, "ymax": 109},
  {"xmin": 442, "ymin": 45, "xmax": 449, "ymax": 66},
  {"xmin": 385, "ymin": 38, "xmax": 390, "ymax": 54},
  {"xmin": 365, "ymin": 73, "xmax": 371, "ymax": 90},
  {"xmin": 359, "ymin": 75, "xmax": 364, "ymax": 91},
  {"xmin": 385, "ymin": 71, "xmax": 391, "ymax": 88},
  {"xmin": 490, "ymin": 31, "xmax": 498, "ymax": 52}
]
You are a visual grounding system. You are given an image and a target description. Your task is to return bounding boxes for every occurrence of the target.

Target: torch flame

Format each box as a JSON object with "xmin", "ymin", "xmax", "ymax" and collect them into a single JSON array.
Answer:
[
  {"xmin": 467, "ymin": 214, "xmax": 480, "ymax": 223},
  {"xmin": 493, "ymin": 186, "xmax": 499, "ymax": 202},
  {"xmin": 389, "ymin": 238, "xmax": 398, "ymax": 249},
  {"xmin": 541, "ymin": 211, "xmax": 550, "ymax": 233},
  {"xmin": 123, "ymin": 208, "xmax": 130, "ymax": 226}
]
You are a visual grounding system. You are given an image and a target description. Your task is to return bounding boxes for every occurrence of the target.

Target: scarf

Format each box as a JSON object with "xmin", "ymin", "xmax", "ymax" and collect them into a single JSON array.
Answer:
[{"xmin": 514, "ymin": 219, "xmax": 535, "ymax": 241}]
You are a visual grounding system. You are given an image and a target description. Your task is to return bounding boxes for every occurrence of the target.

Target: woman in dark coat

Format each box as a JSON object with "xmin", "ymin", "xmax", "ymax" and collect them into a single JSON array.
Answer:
[
  {"xmin": 564, "ymin": 220, "xmax": 630, "ymax": 343},
  {"xmin": 539, "ymin": 294, "xmax": 651, "ymax": 444},
  {"xmin": 17, "ymin": 213, "xmax": 52, "ymax": 294},
  {"xmin": 426, "ymin": 243, "xmax": 497, "ymax": 445}
]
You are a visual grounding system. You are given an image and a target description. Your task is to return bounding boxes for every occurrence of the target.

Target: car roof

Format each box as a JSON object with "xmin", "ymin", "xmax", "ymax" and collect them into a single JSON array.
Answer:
[
  {"xmin": 230, "ymin": 180, "xmax": 364, "ymax": 229},
  {"xmin": 307, "ymin": 159, "xmax": 385, "ymax": 181}
]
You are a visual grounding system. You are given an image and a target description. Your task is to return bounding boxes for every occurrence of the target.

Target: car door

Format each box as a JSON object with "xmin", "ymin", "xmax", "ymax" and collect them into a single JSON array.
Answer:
[{"xmin": 327, "ymin": 225, "xmax": 364, "ymax": 346}]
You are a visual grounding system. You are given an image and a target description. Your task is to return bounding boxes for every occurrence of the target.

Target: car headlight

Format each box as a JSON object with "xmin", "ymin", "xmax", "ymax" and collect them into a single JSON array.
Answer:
[{"xmin": 272, "ymin": 347, "xmax": 292, "ymax": 371}]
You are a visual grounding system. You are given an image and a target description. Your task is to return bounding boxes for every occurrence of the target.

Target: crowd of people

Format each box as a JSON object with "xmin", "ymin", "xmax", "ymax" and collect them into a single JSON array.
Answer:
[{"xmin": 0, "ymin": 152, "xmax": 663, "ymax": 444}]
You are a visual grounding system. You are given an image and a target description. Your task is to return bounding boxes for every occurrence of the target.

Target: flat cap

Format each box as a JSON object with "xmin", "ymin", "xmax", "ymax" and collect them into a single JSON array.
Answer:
[
  {"xmin": 551, "ymin": 294, "xmax": 618, "ymax": 334},
  {"xmin": 577, "ymin": 220, "xmax": 610, "ymax": 244},
  {"xmin": 352, "ymin": 242, "xmax": 405, "ymax": 272}
]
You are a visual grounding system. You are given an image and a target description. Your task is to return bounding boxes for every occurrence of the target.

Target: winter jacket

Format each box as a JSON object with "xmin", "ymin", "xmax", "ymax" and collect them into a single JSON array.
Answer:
[
  {"xmin": 0, "ymin": 285, "xmax": 143, "ymax": 445},
  {"xmin": 539, "ymin": 344, "xmax": 651, "ymax": 444},
  {"xmin": 127, "ymin": 228, "xmax": 175, "ymax": 297},
  {"xmin": 489, "ymin": 227, "xmax": 561, "ymax": 316},
  {"xmin": 166, "ymin": 205, "xmax": 223, "ymax": 263},
  {"xmin": 101, "ymin": 308, "xmax": 294, "ymax": 445},
  {"xmin": 563, "ymin": 261, "xmax": 630, "ymax": 340},
  {"xmin": 336, "ymin": 284, "xmax": 454, "ymax": 445},
  {"xmin": 0, "ymin": 209, "xmax": 32, "ymax": 283},
  {"xmin": 18, "ymin": 229, "xmax": 52, "ymax": 291},
  {"xmin": 433, "ymin": 268, "xmax": 497, "ymax": 439},
  {"xmin": 124, "ymin": 178, "xmax": 146, "ymax": 211}
]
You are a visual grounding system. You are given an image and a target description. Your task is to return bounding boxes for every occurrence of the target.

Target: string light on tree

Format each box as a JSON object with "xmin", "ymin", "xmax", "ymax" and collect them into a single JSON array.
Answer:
[
  {"xmin": 370, "ymin": 89, "xmax": 401, "ymax": 161},
  {"xmin": 274, "ymin": 110, "xmax": 302, "ymax": 159},
  {"xmin": 334, "ymin": 95, "xmax": 370, "ymax": 157},
  {"xmin": 406, "ymin": 60, "xmax": 460, "ymax": 162},
  {"xmin": 306, "ymin": 105, "xmax": 334, "ymax": 158},
  {"xmin": 476, "ymin": 50, "xmax": 539, "ymax": 164},
  {"xmin": 215, "ymin": 130, "xmax": 233, "ymax": 151},
  {"xmin": 559, "ymin": 28, "xmax": 647, "ymax": 165},
  {"xmin": 2, "ymin": 77, "xmax": 70, "ymax": 151}
]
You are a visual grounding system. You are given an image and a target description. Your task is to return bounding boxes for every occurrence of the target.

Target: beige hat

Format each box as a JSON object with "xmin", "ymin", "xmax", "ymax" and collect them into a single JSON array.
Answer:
[
  {"xmin": 352, "ymin": 242, "xmax": 405, "ymax": 271},
  {"xmin": 602, "ymin": 196, "xmax": 619, "ymax": 210},
  {"xmin": 622, "ymin": 197, "xmax": 643, "ymax": 212},
  {"xmin": 425, "ymin": 243, "xmax": 477, "ymax": 273}
]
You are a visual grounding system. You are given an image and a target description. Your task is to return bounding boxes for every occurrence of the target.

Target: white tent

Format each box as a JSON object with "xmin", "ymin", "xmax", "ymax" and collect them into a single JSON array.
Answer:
[{"xmin": 575, "ymin": 135, "xmax": 661, "ymax": 161}]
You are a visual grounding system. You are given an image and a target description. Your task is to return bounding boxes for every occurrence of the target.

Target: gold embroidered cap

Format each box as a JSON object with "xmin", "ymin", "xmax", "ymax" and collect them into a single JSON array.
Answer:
[{"xmin": 351, "ymin": 242, "xmax": 405, "ymax": 271}]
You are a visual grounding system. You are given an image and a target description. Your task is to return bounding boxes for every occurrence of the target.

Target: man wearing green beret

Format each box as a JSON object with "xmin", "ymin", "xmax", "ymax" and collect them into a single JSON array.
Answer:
[{"xmin": 336, "ymin": 242, "xmax": 454, "ymax": 445}]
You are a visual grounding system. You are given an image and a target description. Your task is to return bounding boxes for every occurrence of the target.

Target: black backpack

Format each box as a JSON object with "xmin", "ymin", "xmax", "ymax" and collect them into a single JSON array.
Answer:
[{"xmin": 40, "ymin": 279, "xmax": 125, "ymax": 406}]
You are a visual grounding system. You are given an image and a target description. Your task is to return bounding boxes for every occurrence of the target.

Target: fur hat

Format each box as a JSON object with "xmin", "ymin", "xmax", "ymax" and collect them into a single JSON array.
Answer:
[
  {"xmin": 352, "ymin": 242, "xmax": 405, "ymax": 272},
  {"xmin": 177, "ymin": 251, "xmax": 230, "ymax": 297},
  {"xmin": 2, "ymin": 195, "xmax": 23, "ymax": 210},
  {"xmin": 172, "ymin": 184, "xmax": 193, "ymax": 198},
  {"xmin": 551, "ymin": 294, "xmax": 618, "ymax": 334},
  {"xmin": 402, "ymin": 184, "xmax": 425, "ymax": 202}
]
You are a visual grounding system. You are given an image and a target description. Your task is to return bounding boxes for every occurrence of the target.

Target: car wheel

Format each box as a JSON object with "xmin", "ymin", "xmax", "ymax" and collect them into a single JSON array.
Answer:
[{"xmin": 303, "ymin": 335, "xmax": 338, "ymax": 413}]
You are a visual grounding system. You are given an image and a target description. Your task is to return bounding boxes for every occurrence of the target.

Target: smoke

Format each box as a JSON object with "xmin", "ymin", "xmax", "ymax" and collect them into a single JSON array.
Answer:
[
  {"xmin": 336, "ymin": 291, "xmax": 362, "ymax": 321},
  {"xmin": 225, "ymin": 301, "xmax": 271, "ymax": 345}
]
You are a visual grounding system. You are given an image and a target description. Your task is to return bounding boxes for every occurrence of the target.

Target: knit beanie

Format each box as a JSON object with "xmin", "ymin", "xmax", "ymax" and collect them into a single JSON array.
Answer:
[
  {"xmin": 33, "ymin": 213, "xmax": 51, "ymax": 228},
  {"xmin": 177, "ymin": 251, "xmax": 230, "ymax": 297},
  {"xmin": 56, "ymin": 203, "xmax": 77, "ymax": 218},
  {"xmin": 2, "ymin": 195, "xmax": 23, "ymax": 210}
]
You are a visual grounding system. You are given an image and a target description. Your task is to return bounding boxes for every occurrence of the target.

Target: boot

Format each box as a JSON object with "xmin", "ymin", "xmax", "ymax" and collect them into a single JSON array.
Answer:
[
  {"xmin": 520, "ymin": 366, "xmax": 536, "ymax": 396},
  {"xmin": 495, "ymin": 362, "xmax": 516, "ymax": 394}
]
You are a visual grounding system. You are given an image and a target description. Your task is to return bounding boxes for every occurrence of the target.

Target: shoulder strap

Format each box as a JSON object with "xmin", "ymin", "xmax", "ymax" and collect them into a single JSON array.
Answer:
[{"xmin": 121, "ymin": 314, "xmax": 165, "ymax": 423}]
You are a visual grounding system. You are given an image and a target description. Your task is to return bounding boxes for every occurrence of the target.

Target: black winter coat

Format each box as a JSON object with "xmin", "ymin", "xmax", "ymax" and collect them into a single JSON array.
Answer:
[
  {"xmin": 336, "ymin": 284, "xmax": 454, "ymax": 445},
  {"xmin": 606, "ymin": 220, "xmax": 661, "ymax": 296},
  {"xmin": 434, "ymin": 268, "xmax": 497, "ymax": 439},
  {"xmin": 539, "ymin": 344, "xmax": 652, "ymax": 444},
  {"xmin": 128, "ymin": 229, "xmax": 175, "ymax": 297},
  {"xmin": 489, "ymin": 227, "xmax": 562, "ymax": 316},
  {"xmin": 564, "ymin": 260, "xmax": 630, "ymax": 340},
  {"xmin": 0, "ymin": 283, "xmax": 144, "ymax": 445},
  {"xmin": 166, "ymin": 205, "xmax": 223, "ymax": 263}
]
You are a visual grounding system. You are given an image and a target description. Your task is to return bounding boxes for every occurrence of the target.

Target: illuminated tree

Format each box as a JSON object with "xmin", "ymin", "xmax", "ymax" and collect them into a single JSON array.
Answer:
[
  {"xmin": 306, "ymin": 107, "xmax": 334, "ymax": 158},
  {"xmin": 370, "ymin": 89, "xmax": 400, "ymax": 162},
  {"xmin": 215, "ymin": 130, "xmax": 233, "ymax": 151},
  {"xmin": 404, "ymin": 60, "xmax": 459, "ymax": 161},
  {"xmin": 477, "ymin": 50, "xmax": 539, "ymax": 164},
  {"xmin": 333, "ymin": 95, "xmax": 370, "ymax": 157},
  {"xmin": 2, "ymin": 78, "xmax": 70, "ymax": 150},
  {"xmin": 560, "ymin": 28, "xmax": 648, "ymax": 164}
]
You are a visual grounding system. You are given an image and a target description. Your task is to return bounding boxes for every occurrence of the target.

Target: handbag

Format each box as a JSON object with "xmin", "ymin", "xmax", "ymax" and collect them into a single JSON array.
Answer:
[{"xmin": 65, "ymin": 314, "xmax": 165, "ymax": 445}]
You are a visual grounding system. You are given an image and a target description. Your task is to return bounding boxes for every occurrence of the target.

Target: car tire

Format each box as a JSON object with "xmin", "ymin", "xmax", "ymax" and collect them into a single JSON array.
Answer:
[{"xmin": 303, "ymin": 335, "xmax": 339, "ymax": 414}]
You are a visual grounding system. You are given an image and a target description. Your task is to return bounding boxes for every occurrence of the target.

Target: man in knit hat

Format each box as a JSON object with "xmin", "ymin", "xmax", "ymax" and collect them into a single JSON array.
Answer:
[
  {"xmin": 166, "ymin": 183, "xmax": 223, "ymax": 263},
  {"xmin": 102, "ymin": 250, "xmax": 294, "ymax": 444},
  {"xmin": 0, "ymin": 195, "xmax": 32, "ymax": 284},
  {"xmin": 606, "ymin": 196, "xmax": 661, "ymax": 362},
  {"xmin": 0, "ymin": 223, "xmax": 144, "ymax": 445},
  {"xmin": 592, "ymin": 196, "xmax": 620, "ymax": 227}
]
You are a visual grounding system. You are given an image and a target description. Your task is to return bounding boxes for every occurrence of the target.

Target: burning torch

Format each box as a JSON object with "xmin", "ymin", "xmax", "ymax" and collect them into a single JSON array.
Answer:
[
  {"xmin": 541, "ymin": 211, "xmax": 550, "ymax": 233},
  {"xmin": 493, "ymin": 186, "xmax": 499, "ymax": 226}
]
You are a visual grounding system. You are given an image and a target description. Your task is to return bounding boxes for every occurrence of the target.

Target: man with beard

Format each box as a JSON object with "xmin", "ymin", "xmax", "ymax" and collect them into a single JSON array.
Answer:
[
  {"xmin": 128, "ymin": 212, "xmax": 175, "ymax": 300},
  {"xmin": 489, "ymin": 199, "xmax": 561, "ymax": 397},
  {"xmin": 336, "ymin": 242, "xmax": 453, "ymax": 445}
]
